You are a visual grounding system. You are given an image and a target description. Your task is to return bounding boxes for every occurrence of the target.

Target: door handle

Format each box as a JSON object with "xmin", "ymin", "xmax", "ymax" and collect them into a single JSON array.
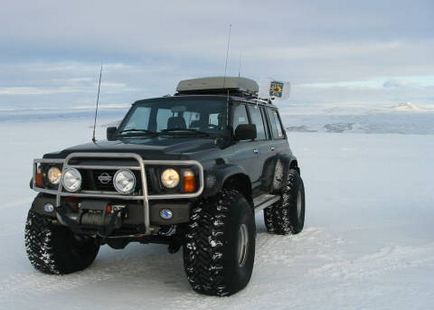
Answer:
[{"xmin": 253, "ymin": 149, "xmax": 259, "ymax": 154}]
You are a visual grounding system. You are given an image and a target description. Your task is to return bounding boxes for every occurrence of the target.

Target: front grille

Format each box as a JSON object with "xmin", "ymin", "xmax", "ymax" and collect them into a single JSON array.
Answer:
[
  {"xmin": 94, "ymin": 170, "xmax": 115, "ymax": 190},
  {"xmin": 80, "ymin": 169, "xmax": 144, "ymax": 193},
  {"xmin": 84, "ymin": 170, "xmax": 114, "ymax": 191}
]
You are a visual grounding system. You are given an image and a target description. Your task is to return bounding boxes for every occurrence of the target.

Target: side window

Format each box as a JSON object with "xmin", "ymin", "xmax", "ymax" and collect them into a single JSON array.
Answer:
[
  {"xmin": 260, "ymin": 107, "xmax": 271, "ymax": 139},
  {"xmin": 232, "ymin": 104, "xmax": 249, "ymax": 129},
  {"xmin": 208, "ymin": 113, "xmax": 220, "ymax": 127},
  {"xmin": 247, "ymin": 105, "xmax": 266, "ymax": 140},
  {"xmin": 267, "ymin": 109, "xmax": 285, "ymax": 139}
]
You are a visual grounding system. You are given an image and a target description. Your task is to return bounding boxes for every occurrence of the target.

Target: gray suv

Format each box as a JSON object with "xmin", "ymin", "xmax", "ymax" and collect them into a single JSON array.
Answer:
[{"xmin": 26, "ymin": 76, "xmax": 305, "ymax": 296}]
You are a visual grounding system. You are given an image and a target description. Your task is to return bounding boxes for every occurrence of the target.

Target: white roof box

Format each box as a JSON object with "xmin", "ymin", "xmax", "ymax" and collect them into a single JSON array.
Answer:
[{"xmin": 176, "ymin": 76, "xmax": 259, "ymax": 95}]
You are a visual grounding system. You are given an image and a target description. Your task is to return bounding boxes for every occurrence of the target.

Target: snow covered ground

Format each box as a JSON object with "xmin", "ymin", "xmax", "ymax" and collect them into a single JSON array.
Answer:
[
  {"xmin": 1, "ymin": 116, "xmax": 434, "ymax": 309},
  {"xmin": 280, "ymin": 103, "xmax": 434, "ymax": 135}
]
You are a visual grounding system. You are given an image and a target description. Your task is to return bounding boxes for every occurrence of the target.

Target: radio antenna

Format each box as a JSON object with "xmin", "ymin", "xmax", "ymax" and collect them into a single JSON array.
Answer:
[
  {"xmin": 238, "ymin": 52, "xmax": 242, "ymax": 77},
  {"xmin": 92, "ymin": 64, "xmax": 103, "ymax": 143},
  {"xmin": 223, "ymin": 24, "xmax": 232, "ymax": 87}
]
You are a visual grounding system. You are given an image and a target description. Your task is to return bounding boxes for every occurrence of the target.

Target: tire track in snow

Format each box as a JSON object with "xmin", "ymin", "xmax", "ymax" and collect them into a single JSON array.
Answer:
[
  {"xmin": 167, "ymin": 227, "xmax": 344, "ymax": 310},
  {"xmin": 309, "ymin": 243, "xmax": 434, "ymax": 279},
  {"xmin": 0, "ymin": 245, "xmax": 185, "ymax": 299}
]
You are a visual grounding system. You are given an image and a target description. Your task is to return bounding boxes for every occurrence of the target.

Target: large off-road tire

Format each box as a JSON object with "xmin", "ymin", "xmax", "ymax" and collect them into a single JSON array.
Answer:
[
  {"xmin": 264, "ymin": 168, "xmax": 305, "ymax": 235},
  {"xmin": 183, "ymin": 189, "xmax": 256, "ymax": 296},
  {"xmin": 25, "ymin": 210, "xmax": 100, "ymax": 274}
]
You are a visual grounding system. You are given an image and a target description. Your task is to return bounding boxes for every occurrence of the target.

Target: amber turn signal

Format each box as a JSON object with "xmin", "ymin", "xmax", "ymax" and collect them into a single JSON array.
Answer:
[
  {"xmin": 34, "ymin": 168, "xmax": 44, "ymax": 188},
  {"xmin": 183, "ymin": 169, "xmax": 196, "ymax": 193}
]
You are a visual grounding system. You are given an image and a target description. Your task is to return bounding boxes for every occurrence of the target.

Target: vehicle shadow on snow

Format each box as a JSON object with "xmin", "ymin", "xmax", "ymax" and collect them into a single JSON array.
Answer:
[
  {"xmin": 10, "ymin": 217, "xmax": 320, "ymax": 300},
  {"xmin": 84, "ymin": 215, "xmax": 291, "ymax": 291},
  {"xmin": 83, "ymin": 215, "xmax": 269, "ymax": 290},
  {"xmin": 52, "ymin": 217, "xmax": 273, "ymax": 294},
  {"xmin": 85, "ymin": 243, "xmax": 191, "ymax": 291}
]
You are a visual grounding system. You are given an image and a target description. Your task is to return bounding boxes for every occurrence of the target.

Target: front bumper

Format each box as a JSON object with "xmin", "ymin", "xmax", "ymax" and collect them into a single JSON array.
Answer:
[
  {"xmin": 32, "ymin": 194, "xmax": 193, "ymax": 235},
  {"xmin": 32, "ymin": 152, "xmax": 204, "ymax": 235}
]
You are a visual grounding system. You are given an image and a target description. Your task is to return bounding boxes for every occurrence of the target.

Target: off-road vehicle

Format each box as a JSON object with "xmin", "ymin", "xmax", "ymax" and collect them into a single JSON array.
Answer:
[{"xmin": 26, "ymin": 76, "xmax": 305, "ymax": 296}]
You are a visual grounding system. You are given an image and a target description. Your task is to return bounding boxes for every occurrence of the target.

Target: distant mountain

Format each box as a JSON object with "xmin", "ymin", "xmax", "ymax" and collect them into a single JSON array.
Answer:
[{"xmin": 392, "ymin": 102, "xmax": 421, "ymax": 111}]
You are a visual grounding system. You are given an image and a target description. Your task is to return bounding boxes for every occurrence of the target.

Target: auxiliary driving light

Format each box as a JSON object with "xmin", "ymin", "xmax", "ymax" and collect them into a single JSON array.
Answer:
[
  {"xmin": 160, "ymin": 209, "xmax": 173, "ymax": 220},
  {"xmin": 43, "ymin": 203, "xmax": 55, "ymax": 213},
  {"xmin": 113, "ymin": 169, "xmax": 136, "ymax": 194},
  {"xmin": 62, "ymin": 168, "xmax": 82, "ymax": 192}
]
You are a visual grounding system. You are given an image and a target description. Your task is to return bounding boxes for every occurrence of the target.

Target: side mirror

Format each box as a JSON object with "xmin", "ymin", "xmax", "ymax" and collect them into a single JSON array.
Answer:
[
  {"xmin": 235, "ymin": 124, "xmax": 257, "ymax": 141},
  {"xmin": 106, "ymin": 127, "xmax": 117, "ymax": 141}
]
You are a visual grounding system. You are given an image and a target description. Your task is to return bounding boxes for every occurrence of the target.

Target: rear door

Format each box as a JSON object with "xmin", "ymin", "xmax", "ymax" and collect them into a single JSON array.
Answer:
[
  {"xmin": 265, "ymin": 108, "xmax": 290, "ymax": 189},
  {"xmin": 246, "ymin": 104, "xmax": 272, "ymax": 194}
]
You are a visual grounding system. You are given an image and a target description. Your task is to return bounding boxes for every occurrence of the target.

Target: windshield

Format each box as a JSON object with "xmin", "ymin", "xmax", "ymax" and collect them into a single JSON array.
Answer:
[{"xmin": 118, "ymin": 97, "xmax": 227, "ymax": 137}]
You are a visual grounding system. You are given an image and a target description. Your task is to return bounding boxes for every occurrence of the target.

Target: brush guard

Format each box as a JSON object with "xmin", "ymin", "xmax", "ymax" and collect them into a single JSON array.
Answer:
[{"xmin": 32, "ymin": 152, "xmax": 204, "ymax": 235}]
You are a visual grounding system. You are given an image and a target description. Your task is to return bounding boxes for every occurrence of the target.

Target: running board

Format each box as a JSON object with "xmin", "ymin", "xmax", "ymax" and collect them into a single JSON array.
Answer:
[{"xmin": 253, "ymin": 194, "xmax": 280, "ymax": 213}]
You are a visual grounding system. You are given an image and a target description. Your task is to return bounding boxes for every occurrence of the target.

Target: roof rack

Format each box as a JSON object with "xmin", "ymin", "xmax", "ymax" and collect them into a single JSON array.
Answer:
[
  {"xmin": 176, "ymin": 76, "xmax": 259, "ymax": 97},
  {"xmin": 252, "ymin": 97, "xmax": 272, "ymax": 105}
]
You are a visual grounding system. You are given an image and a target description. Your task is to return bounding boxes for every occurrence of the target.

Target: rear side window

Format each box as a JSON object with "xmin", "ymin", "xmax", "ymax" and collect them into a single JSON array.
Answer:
[
  {"xmin": 232, "ymin": 104, "xmax": 249, "ymax": 128},
  {"xmin": 267, "ymin": 109, "xmax": 285, "ymax": 139},
  {"xmin": 247, "ymin": 105, "xmax": 267, "ymax": 140}
]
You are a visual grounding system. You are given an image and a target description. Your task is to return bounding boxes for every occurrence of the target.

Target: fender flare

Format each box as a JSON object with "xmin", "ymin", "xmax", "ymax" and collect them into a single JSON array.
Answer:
[{"xmin": 203, "ymin": 164, "xmax": 251, "ymax": 198}]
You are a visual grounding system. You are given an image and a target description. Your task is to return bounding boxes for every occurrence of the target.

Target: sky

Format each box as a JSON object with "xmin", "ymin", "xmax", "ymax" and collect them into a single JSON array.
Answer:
[{"xmin": 0, "ymin": 0, "xmax": 433, "ymax": 113}]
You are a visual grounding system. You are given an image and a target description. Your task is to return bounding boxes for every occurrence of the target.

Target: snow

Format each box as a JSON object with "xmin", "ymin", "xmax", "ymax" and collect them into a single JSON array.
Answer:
[
  {"xmin": 282, "ymin": 110, "xmax": 434, "ymax": 134},
  {"xmin": 1, "ymin": 116, "xmax": 434, "ymax": 309}
]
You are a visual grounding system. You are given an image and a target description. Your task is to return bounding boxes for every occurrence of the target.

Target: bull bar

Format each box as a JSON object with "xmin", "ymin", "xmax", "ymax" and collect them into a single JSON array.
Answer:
[{"xmin": 32, "ymin": 152, "xmax": 205, "ymax": 235}]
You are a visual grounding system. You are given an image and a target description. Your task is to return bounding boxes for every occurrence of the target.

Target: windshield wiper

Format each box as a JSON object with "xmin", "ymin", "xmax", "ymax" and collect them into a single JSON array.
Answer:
[
  {"xmin": 160, "ymin": 128, "xmax": 213, "ymax": 137},
  {"xmin": 118, "ymin": 129, "xmax": 158, "ymax": 136}
]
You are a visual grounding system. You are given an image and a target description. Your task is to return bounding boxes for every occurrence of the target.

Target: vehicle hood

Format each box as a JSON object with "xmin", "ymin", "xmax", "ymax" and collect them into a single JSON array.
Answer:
[{"xmin": 43, "ymin": 137, "xmax": 218, "ymax": 160}]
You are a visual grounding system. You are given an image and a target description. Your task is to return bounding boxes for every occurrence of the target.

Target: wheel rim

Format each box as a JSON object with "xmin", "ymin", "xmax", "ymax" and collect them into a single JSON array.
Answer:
[
  {"xmin": 296, "ymin": 189, "xmax": 302, "ymax": 220},
  {"xmin": 237, "ymin": 224, "xmax": 249, "ymax": 267}
]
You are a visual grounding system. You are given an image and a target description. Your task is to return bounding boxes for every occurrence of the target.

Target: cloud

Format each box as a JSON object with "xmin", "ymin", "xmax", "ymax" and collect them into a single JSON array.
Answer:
[
  {"xmin": 0, "ymin": 0, "xmax": 433, "ymax": 109},
  {"xmin": 383, "ymin": 79, "xmax": 410, "ymax": 89},
  {"xmin": 0, "ymin": 86, "xmax": 82, "ymax": 96}
]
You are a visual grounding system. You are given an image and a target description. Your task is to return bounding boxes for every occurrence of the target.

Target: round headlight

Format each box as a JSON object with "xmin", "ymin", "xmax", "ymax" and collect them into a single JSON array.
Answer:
[
  {"xmin": 114, "ymin": 169, "xmax": 136, "ymax": 194},
  {"xmin": 47, "ymin": 167, "xmax": 62, "ymax": 185},
  {"xmin": 161, "ymin": 168, "xmax": 180, "ymax": 189},
  {"xmin": 62, "ymin": 168, "xmax": 82, "ymax": 192}
]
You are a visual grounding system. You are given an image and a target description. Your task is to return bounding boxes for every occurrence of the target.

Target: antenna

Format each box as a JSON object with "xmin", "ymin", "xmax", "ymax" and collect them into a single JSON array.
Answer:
[
  {"xmin": 92, "ymin": 64, "xmax": 103, "ymax": 143},
  {"xmin": 223, "ymin": 24, "xmax": 232, "ymax": 87},
  {"xmin": 238, "ymin": 52, "xmax": 242, "ymax": 77}
]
